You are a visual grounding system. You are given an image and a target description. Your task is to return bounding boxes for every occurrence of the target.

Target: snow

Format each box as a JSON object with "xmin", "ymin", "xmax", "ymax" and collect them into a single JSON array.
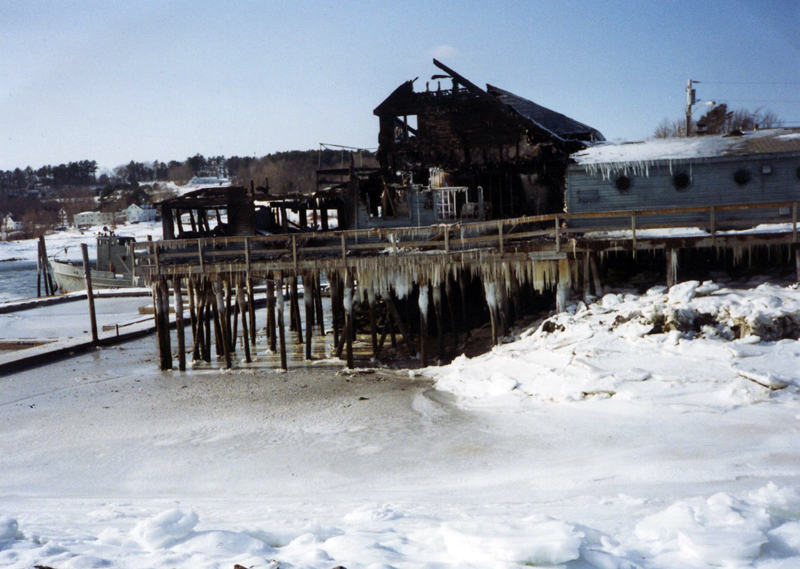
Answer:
[
  {"xmin": 1, "ymin": 272, "xmax": 800, "ymax": 567},
  {"xmin": 0, "ymin": 220, "xmax": 162, "ymax": 264}
]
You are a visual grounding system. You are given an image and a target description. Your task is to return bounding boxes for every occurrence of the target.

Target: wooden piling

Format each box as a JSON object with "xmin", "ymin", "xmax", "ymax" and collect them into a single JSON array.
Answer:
[
  {"xmin": 344, "ymin": 272, "xmax": 354, "ymax": 369},
  {"xmin": 81, "ymin": 243, "xmax": 99, "ymax": 345},
  {"xmin": 433, "ymin": 283, "xmax": 444, "ymax": 364},
  {"xmin": 304, "ymin": 272, "xmax": 314, "ymax": 360},
  {"xmin": 174, "ymin": 277, "xmax": 186, "ymax": 371},
  {"xmin": 276, "ymin": 272, "xmax": 287, "ymax": 370},
  {"xmin": 215, "ymin": 275, "xmax": 232, "ymax": 369},
  {"xmin": 483, "ymin": 280, "xmax": 499, "ymax": 346},
  {"xmin": 314, "ymin": 273, "xmax": 325, "ymax": 336},
  {"xmin": 418, "ymin": 283, "xmax": 430, "ymax": 366},
  {"xmin": 367, "ymin": 288, "xmax": 378, "ymax": 358},
  {"xmin": 158, "ymin": 276, "xmax": 172, "ymax": 370},
  {"xmin": 589, "ymin": 254, "xmax": 603, "ymax": 297},
  {"xmin": 385, "ymin": 293, "xmax": 416, "ymax": 357},
  {"xmin": 667, "ymin": 249, "xmax": 679, "ymax": 287},
  {"xmin": 236, "ymin": 278, "xmax": 252, "ymax": 363},
  {"xmin": 330, "ymin": 272, "xmax": 341, "ymax": 349},
  {"xmin": 266, "ymin": 274, "xmax": 277, "ymax": 352},
  {"xmin": 556, "ymin": 258, "xmax": 571, "ymax": 313},
  {"xmin": 291, "ymin": 276, "xmax": 302, "ymax": 343}
]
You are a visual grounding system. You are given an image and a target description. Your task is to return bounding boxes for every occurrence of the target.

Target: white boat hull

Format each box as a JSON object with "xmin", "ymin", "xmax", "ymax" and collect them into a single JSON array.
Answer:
[{"xmin": 49, "ymin": 259, "xmax": 140, "ymax": 293}]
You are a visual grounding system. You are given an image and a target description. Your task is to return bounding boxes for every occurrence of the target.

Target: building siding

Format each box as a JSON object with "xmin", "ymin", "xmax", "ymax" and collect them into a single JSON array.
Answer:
[{"xmin": 566, "ymin": 152, "xmax": 800, "ymax": 228}]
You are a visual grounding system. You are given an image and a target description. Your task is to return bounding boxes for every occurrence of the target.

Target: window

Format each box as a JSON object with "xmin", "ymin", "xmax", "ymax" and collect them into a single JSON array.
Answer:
[
  {"xmin": 614, "ymin": 175, "xmax": 632, "ymax": 193},
  {"xmin": 733, "ymin": 168, "xmax": 752, "ymax": 186},
  {"xmin": 672, "ymin": 171, "xmax": 692, "ymax": 191}
]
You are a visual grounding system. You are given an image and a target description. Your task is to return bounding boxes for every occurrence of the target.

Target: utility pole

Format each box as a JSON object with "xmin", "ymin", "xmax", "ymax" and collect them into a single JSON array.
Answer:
[{"xmin": 685, "ymin": 79, "xmax": 697, "ymax": 137}]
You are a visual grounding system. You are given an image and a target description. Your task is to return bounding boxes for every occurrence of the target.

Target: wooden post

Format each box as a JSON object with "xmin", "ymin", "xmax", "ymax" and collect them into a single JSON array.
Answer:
[
  {"xmin": 291, "ymin": 276, "xmax": 302, "ymax": 343},
  {"xmin": 459, "ymin": 270, "xmax": 471, "ymax": 339},
  {"xmin": 224, "ymin": 278, "xmax": 235, "ymax": 352},
  {"xmin": 445, "ymin": 277, "xmax": 459, "ymax": 351},
  {"xmin": 174, "ymin": 277, "xmax": 186, "ymax": 371},
  {"xmin": 188, "ymin": 276, "xmax": 198, "ymax": 348},
  {"xmin": 236, "ymin": 278, "xmax": 252, "ymax": 363},
  {"xmin": 215, "ymin": 275, "xmax": 232, "ymax": 369},
  {"xmin": 367, "ymin": 288, "xmax": 378, "ymax": 359},
  {"xmin": 266, "ymin": 274, "xmax": 277, "ymax": 352},
  {"xmin": 556, "ymin": 258, "xmax": 571, "ymax": 313},
  {"xmin": 589, "ymin": 254, "xmax": 603, "ymax": 297},
  {"xmin": 376, "ymin": 309, "xmax": 393, "ymax": 359},
  {"xmin": 795, "ymin": 249, "xmax": 799, "ymax": 283},
  {"xmin": 277, "ymin": 272, "xmax": 287, "ymax": 370},
  {"xmin": 433, "ymin": 283, "xmax": 445, "ymax": 364},
  {"xmin": 192, "ymin": 281, "xmax": 204, "ymax": 362},
  {"xmin": 344, "ymin": 272, "xmax": 355, "ymax": 369},
  {"xmin": 245, "ymin": 238, "xmax": 256, "ymax": 346},
  {"xmin": 385, "ymin": 293, "xmax": 416, "ymax": 357},
  {"xmin": 314, "ymin": 273, "xmax": 325, "ymax": 336},
  {"xmin": 667, "ymin": 249, "xmax": 678, "ymax": 288},
  {"xmin": 418, "ymin": 283, "xmax": 430, "ymax": 366},
  {"xmin": 330, "ymin": 272, "xmax": 341, "ymax": 349},
  {"xmin": 304, "ymin": 273, "xmax": 314, "ymax": 360},
  {"xmin": 37, "ymin": 238, "xmax": 42, "ymax": 298},
  {"xmin": 484, "ymin": 279, "xmax": 498, "ymax": 346},
  {"xmin": 81, "ymin": 243, "xmax": 99, "ymax": 345},
  {"xmin": 158, "ymin": 276, "xmax": 172, "ymax": 370}
]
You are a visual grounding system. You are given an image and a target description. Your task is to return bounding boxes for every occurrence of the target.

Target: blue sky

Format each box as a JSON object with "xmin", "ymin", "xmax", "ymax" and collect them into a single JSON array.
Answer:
[{"xmin": 1, "ymin": 0, "xmax": 799, "ymax": 170}]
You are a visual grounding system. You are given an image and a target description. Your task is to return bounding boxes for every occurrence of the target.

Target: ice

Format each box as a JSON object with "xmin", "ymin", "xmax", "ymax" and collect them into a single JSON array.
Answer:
[
  {"xmin": 130, "ymin": 509, "xmax": 199, "ymax": 551},
  {"xmin": 441, "ymin": 515, "xmax": 584, "ymax": 565},
  {"xmin": 0, "ymin": 516, "xmax": 19, "ymax": 540}
]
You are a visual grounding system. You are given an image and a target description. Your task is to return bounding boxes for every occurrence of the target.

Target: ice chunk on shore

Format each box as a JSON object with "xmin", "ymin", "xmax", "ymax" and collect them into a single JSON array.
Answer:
[
  {"xmin": 0, "ymin": 516, "xmax": 19, "ymax": 540},
  {"xmin": 130, "ymin": 509, "xmax": 199, "ymax": 550}
]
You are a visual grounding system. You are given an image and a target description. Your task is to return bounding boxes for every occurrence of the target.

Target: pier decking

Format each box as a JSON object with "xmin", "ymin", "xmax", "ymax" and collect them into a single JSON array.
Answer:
[{"xmin": 132, "ymin": 201, "xmax": 800, "ymax": 371}]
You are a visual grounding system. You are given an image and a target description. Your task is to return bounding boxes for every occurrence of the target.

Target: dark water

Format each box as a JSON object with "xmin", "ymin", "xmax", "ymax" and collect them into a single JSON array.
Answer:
[{"xmin": 0, "ymin": 261, "xmax": 39, "ymax": 302}]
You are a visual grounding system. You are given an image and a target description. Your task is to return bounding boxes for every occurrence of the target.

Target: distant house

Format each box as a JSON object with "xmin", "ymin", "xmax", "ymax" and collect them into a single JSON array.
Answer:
[
  {"xmin": 566, "ymin": 128, "xmax": 800, "ymax": 227},
  {"xmin": 2, "ymin": 214, "xmax": 24, "ymax": 232},
  {"xmin": 126, "ymin": 203, "xmax": 157, "ymax": 223},
  {"xmin": 58, "ymin": 208, "xmax": 70, "ymax": 228},
  {"xmin": 187, "ymin": 176, "xmax": 230, "ymax": 187},
  {"xmin": 74, "ymin": 211, "xmax": 116, "ymax": 228}
]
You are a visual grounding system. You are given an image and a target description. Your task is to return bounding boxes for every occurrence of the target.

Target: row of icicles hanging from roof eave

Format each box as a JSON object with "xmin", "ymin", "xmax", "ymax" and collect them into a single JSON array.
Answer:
[
  {"xmin": 327, "ymin": 257, "xmax": 562, "ymax": 303},
  {"xmin": 582, "ymin": 158, "xmax": 697, "ymax": 180}
]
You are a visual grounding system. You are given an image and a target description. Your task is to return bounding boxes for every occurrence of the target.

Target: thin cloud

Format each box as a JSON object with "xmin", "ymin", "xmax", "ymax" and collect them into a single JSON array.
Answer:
[{"xmin": 428, "ymin": 45, "xmax": 460, "ymax": 61}]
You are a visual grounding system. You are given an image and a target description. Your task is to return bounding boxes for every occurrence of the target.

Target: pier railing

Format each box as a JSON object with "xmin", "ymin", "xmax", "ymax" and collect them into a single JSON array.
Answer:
[{"xmin": 133, "ymin": 200, "xmax": 799, "ymax": 276}]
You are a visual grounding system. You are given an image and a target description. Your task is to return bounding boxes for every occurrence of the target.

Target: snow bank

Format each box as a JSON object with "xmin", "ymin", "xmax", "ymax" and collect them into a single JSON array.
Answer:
[
  {"xmin": 636, "ymin": 484, "xmax": 800, "ymax": 568},
  {"xmin": 441, "ymin": 514, "xmax": 583, "ymax": 565},
  {"xmin": 427, "ymin": 280, "xmax": 800, "ymax": 407}
]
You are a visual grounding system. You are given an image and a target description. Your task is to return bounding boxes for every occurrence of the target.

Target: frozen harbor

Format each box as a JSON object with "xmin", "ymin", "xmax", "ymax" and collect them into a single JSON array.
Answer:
[{"xmin": 0, "ymin": 247, "xmax": 799, "ymax": 567}]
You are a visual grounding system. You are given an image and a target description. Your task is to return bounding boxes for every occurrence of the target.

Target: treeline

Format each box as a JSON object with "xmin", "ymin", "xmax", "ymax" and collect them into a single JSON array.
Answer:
[{"xmin": 0, "ymin": 149, "xmax": 377, "ymax": 195}]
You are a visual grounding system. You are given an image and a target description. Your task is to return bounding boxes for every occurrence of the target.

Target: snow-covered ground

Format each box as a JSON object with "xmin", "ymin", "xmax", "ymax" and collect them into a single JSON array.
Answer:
[
  {"xmin": 0, "ymin": 220, "xmax": 163, "ymax": 265},
  {"xmin": 1, "ymin": 277, "xmax": 799, "ymax": 567}
]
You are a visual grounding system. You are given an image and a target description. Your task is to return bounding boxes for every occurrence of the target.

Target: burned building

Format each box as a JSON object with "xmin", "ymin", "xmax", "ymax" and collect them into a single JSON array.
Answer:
[{"xmin": 352, "ymin": 59, "xmax": 604, "ymax": 229}]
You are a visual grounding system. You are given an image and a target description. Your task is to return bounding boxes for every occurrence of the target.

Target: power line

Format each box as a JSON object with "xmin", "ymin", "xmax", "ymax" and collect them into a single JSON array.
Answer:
[
  {"xmin": 700, "ymin": 81, "xmax": 800, "ymax": 85},
  {"xmin": 714, "ymin": 99, "xmax": 800, "ymax": 104}
]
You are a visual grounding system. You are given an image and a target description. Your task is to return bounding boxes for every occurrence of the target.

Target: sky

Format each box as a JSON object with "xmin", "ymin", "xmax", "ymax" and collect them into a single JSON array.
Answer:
[{"xmin": 1, "ymin": 0, "xmax": 799, "ymax": 171}]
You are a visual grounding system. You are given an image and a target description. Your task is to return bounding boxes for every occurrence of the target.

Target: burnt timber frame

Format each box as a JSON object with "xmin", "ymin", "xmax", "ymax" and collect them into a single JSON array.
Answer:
[{"xmin": 137, "ymin": 201, "xmax": 799, "ymax": 371}]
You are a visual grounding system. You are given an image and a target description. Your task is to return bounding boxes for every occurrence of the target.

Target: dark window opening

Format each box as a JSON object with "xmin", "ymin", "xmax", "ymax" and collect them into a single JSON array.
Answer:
[
  {"xmin": 614, "ymin": 175, "xmax": 631, "ymax": 193},
  {"xmin": 796, "ymin": 166, "xmax": 800, "ymax": 180},
  {"xmin": 733, "ymin": 168, "xmax": 752, "ymax": 186},
  {"xmin": 672, "ymin": 171, "xmax": 692, "ymax": 191}
]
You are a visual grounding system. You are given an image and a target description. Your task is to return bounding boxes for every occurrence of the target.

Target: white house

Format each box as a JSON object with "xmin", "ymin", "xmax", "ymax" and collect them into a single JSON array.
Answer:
[
  {"xmin": 74, "ymin": 211, "xmax": 116, "ymax": 228},
  {"xmin": 2, "ymin": 214, "xmax": 24, "ymax": 232},
  {"xmin": 126, "ymin": 204, "xmax": 156, "ymax": 223},
  {"xmin": 187, "ymin": 176, "xmax": 230, "ymax": 187}
]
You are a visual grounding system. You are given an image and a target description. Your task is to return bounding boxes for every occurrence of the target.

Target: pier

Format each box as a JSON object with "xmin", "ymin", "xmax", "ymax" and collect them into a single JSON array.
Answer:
[{"xmin": 133, "ymin": 200, "xmax": 800, "ymax": 371}]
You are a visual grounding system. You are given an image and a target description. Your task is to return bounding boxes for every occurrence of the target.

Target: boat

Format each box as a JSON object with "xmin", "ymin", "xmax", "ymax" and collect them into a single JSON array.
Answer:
[{"xmin": 49, "ymin": 234, "xmax": 142, "ymax": 293}]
